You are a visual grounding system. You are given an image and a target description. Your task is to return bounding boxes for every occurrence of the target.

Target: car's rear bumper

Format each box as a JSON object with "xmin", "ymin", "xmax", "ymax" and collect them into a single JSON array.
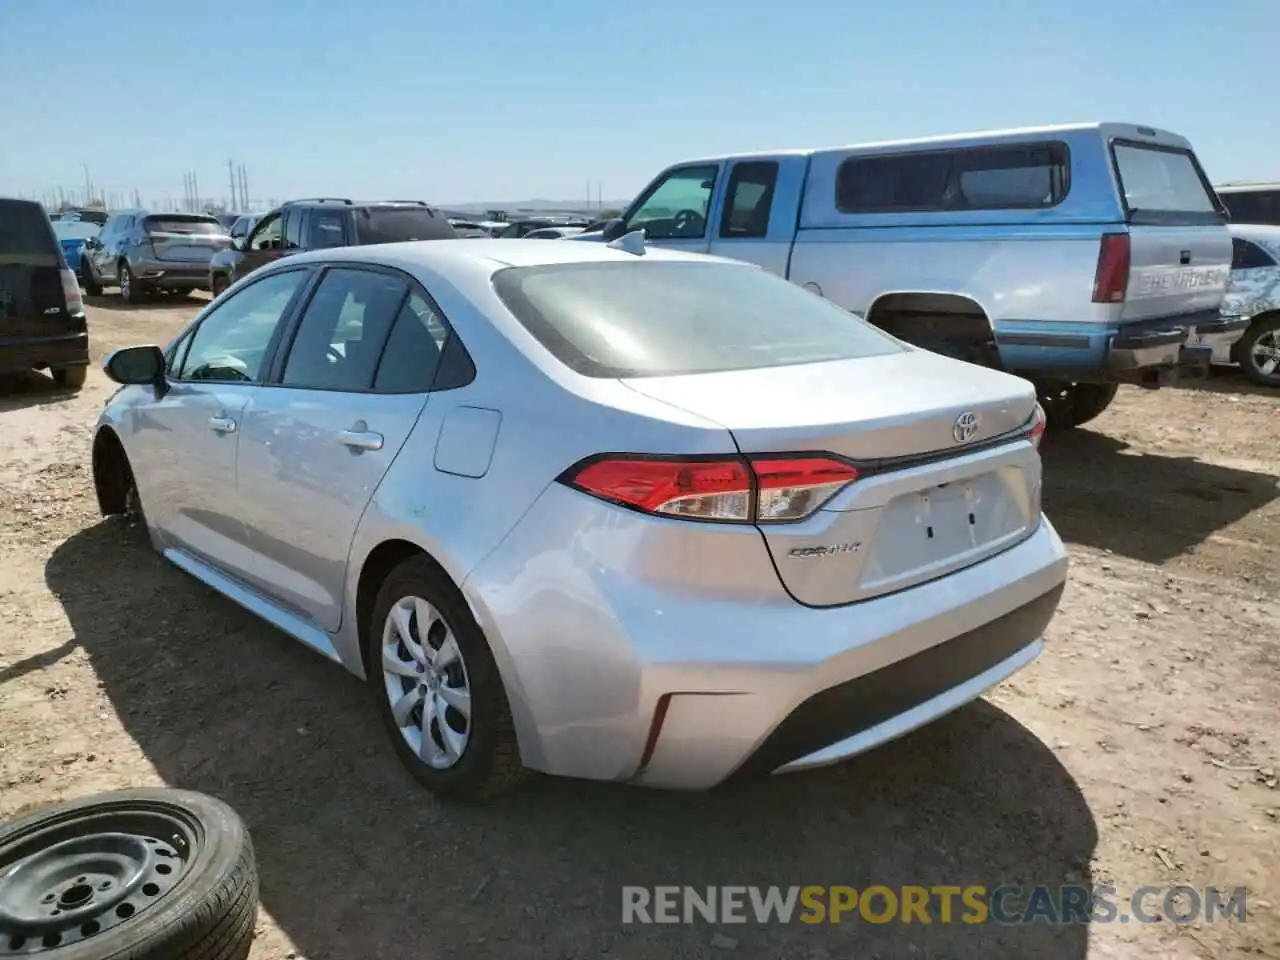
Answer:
[
  {"xmin": 465, "ymin": 483, "xmax": 1069, "ymax": 790},
  {"xmin": 132, "ymin": 259, "xmax": 212, "ymax": 290},
  {"xmin": 0, "ymin": 331, "xmax": 90, "ymax": 373},
  {"xmin": 996, "ymin": 310, "xmax": 1248, "ymax": 383}
]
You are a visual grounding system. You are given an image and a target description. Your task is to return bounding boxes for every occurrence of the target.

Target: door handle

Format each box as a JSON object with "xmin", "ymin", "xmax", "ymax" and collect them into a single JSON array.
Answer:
[
  {"xmin": 208, "ymin": 416, "xmax": 237, "ymax": 434},
  {"xmin": 337, "ymin": 429, "xmax": 383, "ymax": 451}
]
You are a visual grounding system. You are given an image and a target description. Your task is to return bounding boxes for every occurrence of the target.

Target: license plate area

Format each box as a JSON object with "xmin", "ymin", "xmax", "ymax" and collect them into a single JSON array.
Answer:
[{"xmin": 859, "ymin": 469, "xmax": 1033, "ymax": 592}]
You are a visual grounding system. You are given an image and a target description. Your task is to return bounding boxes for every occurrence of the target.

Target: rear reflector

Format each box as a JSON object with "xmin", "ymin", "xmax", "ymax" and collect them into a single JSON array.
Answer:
[
  {"xmin": 562, "ymin": 454, "xmax": 859, "ymax": 524},
  {"xmin": 1092, "ymin": 233, "xmax": 1130, "ymax": 303},
  {"xmin": 1026, "ymin": 404, "xmax": 1047, "ymax": 448},
  {"xmin": 59, "ymin": 267, "xmax": 84, "ymax": 316}
]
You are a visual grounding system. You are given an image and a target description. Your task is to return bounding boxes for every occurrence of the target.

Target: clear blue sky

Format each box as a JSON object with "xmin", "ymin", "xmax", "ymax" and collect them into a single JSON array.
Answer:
[{"xmin": 2, "ymin": 0, "xmax": 1276, "ymax": 207}]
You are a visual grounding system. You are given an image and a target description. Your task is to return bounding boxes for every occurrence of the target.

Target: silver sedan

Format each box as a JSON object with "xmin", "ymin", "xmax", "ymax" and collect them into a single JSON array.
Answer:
[{"xmin": 92, "ymin": 238, "xmax": 1068, "ymax": 799}]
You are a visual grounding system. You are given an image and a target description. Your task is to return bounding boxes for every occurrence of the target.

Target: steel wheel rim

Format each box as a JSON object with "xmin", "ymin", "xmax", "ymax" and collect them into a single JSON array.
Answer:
[
  {"xmin": 1249, "ymin": 329, "xmax": 1280, "ymax": 380},
  {"xmin": 0, "ymin": 809, "xmax": 194, "ymax": 954},
  {"xmin": 381, "ymin": 595, "xmax": 472, "ymax": 769}
]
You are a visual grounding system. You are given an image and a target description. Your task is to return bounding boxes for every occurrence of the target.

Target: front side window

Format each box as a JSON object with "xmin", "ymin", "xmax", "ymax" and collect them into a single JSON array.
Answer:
[
  {"xmin": 626, "ymin": 165, "xmax": 719, "ymax": 240},
  {"xmin": 248, "ymin": 212, "xmax": 283, "ymax": 251},
  {"xmin": 492, "ymin": 261, "xmax": 904, "ymax": 379},
  {"xmin": 177, "ymin": 269, "xmax": 309, "ymax": 382},
  {"xmin": 280, "ymin": 268, "xmax": 408, "ymax": 391}
]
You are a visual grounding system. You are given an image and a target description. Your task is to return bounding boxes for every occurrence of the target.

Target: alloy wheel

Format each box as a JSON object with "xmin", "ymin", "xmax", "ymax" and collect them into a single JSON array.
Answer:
[
  {"xmin": 380, "ymin": 595, "xmax": 472, "ymax": 769},
  {"xmin": 1248, "ymin": 328, "xmax": 1280, "ymax": 382}
]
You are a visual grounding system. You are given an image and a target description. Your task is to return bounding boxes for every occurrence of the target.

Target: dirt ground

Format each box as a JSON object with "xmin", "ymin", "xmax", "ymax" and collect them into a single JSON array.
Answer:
[{"xmin": 0, "ymin": 296, "xmax": 1277, "ymax": 960}]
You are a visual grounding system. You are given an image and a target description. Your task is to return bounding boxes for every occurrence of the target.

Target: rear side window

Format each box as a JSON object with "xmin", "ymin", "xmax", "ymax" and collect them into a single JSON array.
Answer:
[
  {"xmin": 836, "ymin": 143, "xmax": 1067, "ymax": 213},
  {"xmin": 373, "ymin": 292, "xmax": 451, "ymax": 392},
  {"xmin": 492, "ymin": 261, "xmax": 904, "ymax": 379},
  {"xmin": 144, "ymin": 215, "xmax": 223, "ymax": 235},
  {"xmin": 1111, "ymin": 143, "xmax": 1224, "ymax": 225},
  {"xmin": 0, "ymin": 200, "xmax": 60, "ymax": 256},
  {"xmin": 307, "ymin": 210, "xmax": 347, "ymax": 248},
  {"xmin": 1232, "ymin": 238, "xmax": 1277, "ymax": 271},
  {"xmin": 1220, "ymin": 189, "xmax": 1280, "ymax": 226},
  {"xmin": 281, "ymin": 268, "xmax": 408, "ymax": 391},
  {"xmin": 353, "ymin": 207, "xmax": 457, "ymax": 244}
]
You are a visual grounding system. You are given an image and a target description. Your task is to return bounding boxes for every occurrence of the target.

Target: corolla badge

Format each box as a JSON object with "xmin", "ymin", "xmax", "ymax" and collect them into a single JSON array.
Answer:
[
  {"xmin": 952, "ymin": 411, "xmax": 980, "ymax": 444},
  {"xmin": 788, "ymin": 543, "xmax": 861, "ymax": 559}
]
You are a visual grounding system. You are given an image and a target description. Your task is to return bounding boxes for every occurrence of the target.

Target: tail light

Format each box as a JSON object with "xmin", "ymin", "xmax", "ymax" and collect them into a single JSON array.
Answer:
[
  {"xmin": 1092, "ymin": 233, "xmax": 1130, "ymax": 303},
  {"xmin": 59, "ymin": 267, "xmax": 84, "ymax": 316},
  {"xmin": 1025, "ymin": 404, "xmax": 1047, "ymax": 448},
  {"xmin": 562, "ymin": 454, "xmax": 860, "ymax": 524}
]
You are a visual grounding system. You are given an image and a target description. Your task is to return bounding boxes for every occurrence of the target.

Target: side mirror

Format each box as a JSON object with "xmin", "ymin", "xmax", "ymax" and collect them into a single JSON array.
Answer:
[
  {"xmin": 104, "ymin": 345, "xmax": 166, "ymax": 394},
  {"xmin": 230, "ymin": 237, "xmax": 244, "ymax": 251},
  {"xmin": 601, "ymin": 218, "xmax": 626, "ymax": 241}
]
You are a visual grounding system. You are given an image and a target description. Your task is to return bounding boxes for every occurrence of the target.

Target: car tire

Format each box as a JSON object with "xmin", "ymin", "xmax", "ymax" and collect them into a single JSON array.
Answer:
[
  {"xmin": 119, "ymin": 261, "xmax": 144, "ymax": 304},
  {"xmin": 51, "ymin": 365, "xmax": 87, "ymax": 390},
  {"xmin": 1036, "ymin": 381, "xmax": 1119, "ymax": 431},
  {"xmin": 1237, "ymin": 314, "xmax": 1280, "ymax": 388},
  {"xmin": 81, "ymin": 259, "xmax": 102, "ymax": 296},
  {"xmin": 0, "ymin": 788, "xmax": 258, "ymax": 960},
  {"xmin": 368, "ymin": 555, "xmax": 527, "ymax": 800},
  {"xmin": 210, "ymin": 274, "xmax": 230, "ymax": 298}
]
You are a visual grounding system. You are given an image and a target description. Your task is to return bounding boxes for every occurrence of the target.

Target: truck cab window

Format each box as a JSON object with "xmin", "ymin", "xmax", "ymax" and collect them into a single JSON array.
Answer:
[{"xmin": 626, "ymin": 165, "xmax": 718, "ymax": 240}]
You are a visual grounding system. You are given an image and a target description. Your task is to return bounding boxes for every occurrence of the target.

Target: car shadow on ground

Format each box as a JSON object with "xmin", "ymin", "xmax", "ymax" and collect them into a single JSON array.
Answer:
[
  {"xmin": 0, "ymin": 371, "xmax": 81, "ymax": 413},
  {"xmin": 1040, "ymin": 429, "xmax": 1278, "ymax": 564},
  {"xmin": 1172, "ymin": 366, "xmax": 1277, "ymax": 400},
  {"xmin": 84, "ymin": 293, "xmax": 207, "ymax": 313},
  {"xmin": 48, "ymin": 521, "xmax": 1096, "ymax": 960}
]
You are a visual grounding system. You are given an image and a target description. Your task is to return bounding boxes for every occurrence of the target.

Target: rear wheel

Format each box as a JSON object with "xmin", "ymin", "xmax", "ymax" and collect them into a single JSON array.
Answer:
[
  {"xmin": 368, "ymin": 556, "xmax": 526, "ymax": 800},
  {"xmin": 1237, "ymin": 315, "xmax": 1280, "ymax": 388},
  {"xmin": 1036, "ymin": 380, "xmax": 1119, "ymax": 431},
  {"xmin": 51, "ymin": 365, "xmax": 87, "ymax": 390}
]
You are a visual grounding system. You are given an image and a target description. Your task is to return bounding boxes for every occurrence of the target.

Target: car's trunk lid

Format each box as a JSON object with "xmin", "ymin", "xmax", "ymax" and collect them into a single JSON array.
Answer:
[{"xmin": 623, "ymin": 351, "xmax": 1043, "ymax": 605}]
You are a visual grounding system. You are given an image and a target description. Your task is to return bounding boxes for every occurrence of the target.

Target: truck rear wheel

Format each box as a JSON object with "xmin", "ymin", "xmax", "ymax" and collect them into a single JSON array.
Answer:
[{"xmin": 1036, "ymin": 380, "xmax": 1119, "ymax": 431}]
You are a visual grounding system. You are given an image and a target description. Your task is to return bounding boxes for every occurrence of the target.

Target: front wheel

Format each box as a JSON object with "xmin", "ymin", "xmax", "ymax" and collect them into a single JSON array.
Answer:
[
  {"xmin": 1036, "ymin": 380, "xmax": 1119, "ymax": 431},
  {"xmin": 1237, "ymin": 315, "xmax": 1280, "ymax": 388},
  {"xmin": 368, "ymin": 556, "xmax": 526, "ymax": 800},
  {"xmin": 80, "ymin": 259, "xmax": 102, "ymax": 296},
  {"xmin": 210, "ymin": 273, "xmax": 230, "ymax": 298}
]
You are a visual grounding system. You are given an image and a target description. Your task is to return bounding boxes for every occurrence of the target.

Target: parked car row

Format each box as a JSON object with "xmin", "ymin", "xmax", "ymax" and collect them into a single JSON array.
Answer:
[{"xmin": 567, "ymin": 122, "xmax": 1255, "ymax": 424}]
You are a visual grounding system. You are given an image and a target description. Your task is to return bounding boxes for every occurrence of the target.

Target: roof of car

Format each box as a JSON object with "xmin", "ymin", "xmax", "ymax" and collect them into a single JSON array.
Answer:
[{"xmin": 274, "ymin": 237, "xmax": 749, "ymax": 274}]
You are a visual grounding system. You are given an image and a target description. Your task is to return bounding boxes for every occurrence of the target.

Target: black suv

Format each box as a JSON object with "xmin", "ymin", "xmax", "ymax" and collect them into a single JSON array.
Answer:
[
  {"xmin": 0, "ymin": 197, "xmax": 90, "ymax": 389},
  {"xmin": 208, "ymin": 199, "xmax": 456, "ymax": 295}
]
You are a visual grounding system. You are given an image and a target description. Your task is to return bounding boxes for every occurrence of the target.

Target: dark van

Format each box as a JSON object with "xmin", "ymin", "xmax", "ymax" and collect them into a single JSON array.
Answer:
[{"xmin": 0, "ymin": 198, "xmax": 90, "ymax": 389}]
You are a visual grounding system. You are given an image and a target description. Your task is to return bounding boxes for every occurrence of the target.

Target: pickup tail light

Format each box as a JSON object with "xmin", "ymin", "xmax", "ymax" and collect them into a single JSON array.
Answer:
[
  {"xmin": 562, "ymin": 454, "xmax": 860, "ymax": 524},
  {"xmin": 59, "ymin": 267, "xmax": 85, "ymax": 317},
  {"xmin": 1092, "ymin": 233, "xmax": 1130, "ymax": 303},
  {"xmin": 1026, "ymin": 404, "xmax": 1047, "ymax": 448}
]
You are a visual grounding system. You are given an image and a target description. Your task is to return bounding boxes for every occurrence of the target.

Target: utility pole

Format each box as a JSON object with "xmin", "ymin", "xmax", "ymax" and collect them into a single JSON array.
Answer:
[
  {"xmin": 239, "ymin": 165, "xmax": 249, "ymax": 210},
  {"xmin": 82, "ymin": 165, "xmax": 93, "ymax": 204},
  {"xmin": 228, "ymin": 159, "xmax": 237, "ymax": 210}
]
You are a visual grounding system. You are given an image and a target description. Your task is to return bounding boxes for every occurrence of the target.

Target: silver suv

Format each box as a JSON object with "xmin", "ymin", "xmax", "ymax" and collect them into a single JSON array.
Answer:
[{"xmin": 82, "ymin": 211, "xmax": 233, "ymax": 303}]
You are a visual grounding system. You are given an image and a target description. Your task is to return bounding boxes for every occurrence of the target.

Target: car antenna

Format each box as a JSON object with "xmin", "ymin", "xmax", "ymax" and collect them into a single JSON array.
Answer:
[{"xmin": 607, "ymin": 229, "xmax": 646, "ymax": 256}]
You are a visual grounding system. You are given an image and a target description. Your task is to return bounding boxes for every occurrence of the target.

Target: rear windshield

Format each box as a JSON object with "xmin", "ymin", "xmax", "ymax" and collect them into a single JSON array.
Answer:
[
  {"xmin": 491, "ymin": 261, "xmax": 905, "ymax": 379},
  {"xmin": 144, "ymin": 215, "xmax": 224, "ymax": 235},
  {"xmin": 1219, "ymin": 189, "xmax": 1280, "ymax": 226},
  {"xmin": 354, "ymin": 207, "xmax": 457, "ymax": 244},
  {"xmin": 0, "ymin": 200, "xmax": 60, "ymax": 257},
  {"xmin": 1111, "ymin": 143, "xmax": 1224, "ymax": 225}
]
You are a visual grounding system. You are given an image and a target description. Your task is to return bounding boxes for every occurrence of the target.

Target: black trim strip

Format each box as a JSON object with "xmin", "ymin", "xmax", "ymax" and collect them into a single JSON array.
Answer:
[
  {"xmin": 729, "ymin": 583, "xmax": 1064, "ymax": 779},
  {"xmin": 996, "ymin": 332, "xmax": 1092, "ymax": 349}
]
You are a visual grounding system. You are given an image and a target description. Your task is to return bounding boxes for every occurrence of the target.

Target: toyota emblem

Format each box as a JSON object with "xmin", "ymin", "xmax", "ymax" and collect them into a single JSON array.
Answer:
[{"xmin": 952, "ymin": 411, "xmax": 980, "ymax": 444}]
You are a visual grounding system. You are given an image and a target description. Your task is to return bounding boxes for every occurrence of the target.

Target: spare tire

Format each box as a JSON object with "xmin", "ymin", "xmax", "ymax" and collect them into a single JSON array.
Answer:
[{"xmin": 0, "ymin": 788, "xmax": 257, "ymax": 959}]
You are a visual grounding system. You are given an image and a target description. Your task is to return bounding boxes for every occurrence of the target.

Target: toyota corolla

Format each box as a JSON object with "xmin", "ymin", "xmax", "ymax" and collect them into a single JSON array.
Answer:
[{"xmin": 91, "ymin": 237, "xmax": 1068, "ymax": 799}]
